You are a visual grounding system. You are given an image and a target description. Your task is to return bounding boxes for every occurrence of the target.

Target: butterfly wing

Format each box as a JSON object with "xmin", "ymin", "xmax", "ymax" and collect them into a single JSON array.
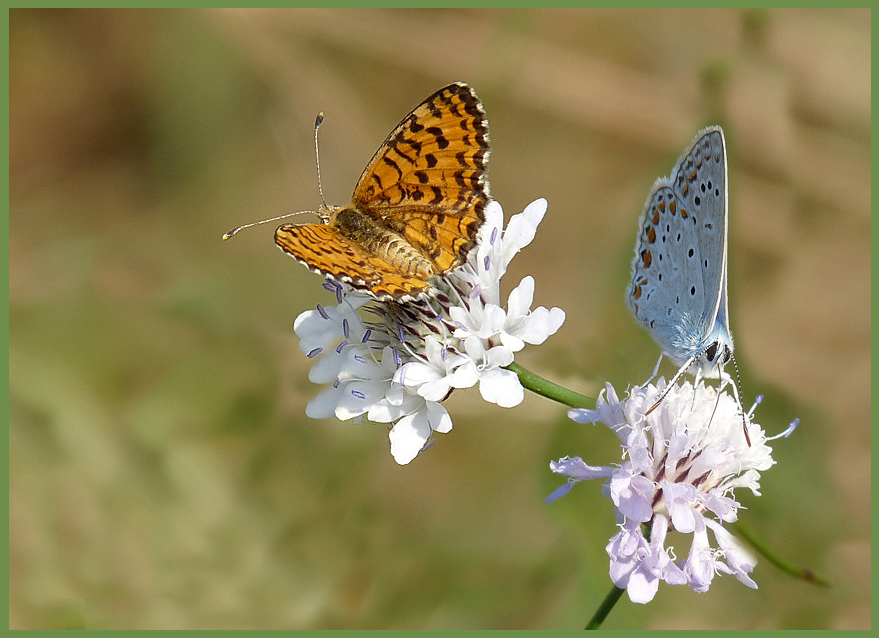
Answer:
[
  {"xmin": 671, "ymin": 126, "xmax": 729, "ymax": 338},
  {"xmin": 628, "ymin": 182, "xmax": 705, "ymax": 361},
  {"xmin": 276, "ymin": 223, "xmax": 432, "ymax": 299},
  {"xmin": 351, "ymin": 82, "xmax": 490, "ymax": 273},
  {"xmin": 627, "ymin": 127, "xmax": 729, "ymax": 365}
]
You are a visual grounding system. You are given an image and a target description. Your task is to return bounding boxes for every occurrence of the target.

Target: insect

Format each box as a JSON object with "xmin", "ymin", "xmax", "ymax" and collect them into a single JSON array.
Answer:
[
  {"xmin": 626, "ymin": 126, "xmax": 746, "ymax": 436},
  {"xmin": 225, "ymin": 83, "xmax": 491, "ymax": 302}
]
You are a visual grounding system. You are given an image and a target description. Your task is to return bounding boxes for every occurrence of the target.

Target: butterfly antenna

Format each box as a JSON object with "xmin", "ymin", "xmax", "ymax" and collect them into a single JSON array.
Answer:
[
  {"xmin": 729, "ymin": 353, "xmax": 751, "ymax": 446},
  {"xmin": 313, "ymin": 112, "xmax": 329, "ymax": 212},
  {"xmin": 222, "ymin": 210, "xmax": 316, "ymax": 240}
]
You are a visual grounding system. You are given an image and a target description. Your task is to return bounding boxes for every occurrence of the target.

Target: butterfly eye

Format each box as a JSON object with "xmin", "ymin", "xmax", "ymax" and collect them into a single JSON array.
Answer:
[{"xmin": 704, "ymin": 342, "xmax": 718, "ymax": 362}]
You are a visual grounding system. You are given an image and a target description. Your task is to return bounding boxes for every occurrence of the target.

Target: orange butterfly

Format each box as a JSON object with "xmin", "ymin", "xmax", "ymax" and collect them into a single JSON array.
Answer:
[{"xmin": 275, "ymin": 83, "xmax": 491, "ymax": 301}]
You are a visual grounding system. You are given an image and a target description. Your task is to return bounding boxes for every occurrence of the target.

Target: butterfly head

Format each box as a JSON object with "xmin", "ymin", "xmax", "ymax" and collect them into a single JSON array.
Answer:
[
  {"xmin": 693, "ymin": 339, "xmax": 733, "ymax": 378},
  {"xmin": 693, "ymin": 311, "xmax": 735, "ymax": 378},
  {"xmin": 316, "ymin": 202, "xmax": 341, "ymax": 225}
]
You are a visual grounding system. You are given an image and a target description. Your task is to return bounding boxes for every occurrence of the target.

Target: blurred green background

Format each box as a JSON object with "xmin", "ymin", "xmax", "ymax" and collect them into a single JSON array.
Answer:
[{"xmin": 9, "ymin": 8, "xmax": 869, "ymax": 629}]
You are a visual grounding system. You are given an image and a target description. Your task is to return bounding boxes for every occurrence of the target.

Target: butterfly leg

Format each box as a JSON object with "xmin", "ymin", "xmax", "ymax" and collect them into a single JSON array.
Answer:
[
  {"xmin": 717, "ymin": 369, "xmax": 732, "ymax": 393},
  {"xmin": 688, "ymin": 367, "xmax": 704, "ymax": 413},
  {"xmin": 645, "ymin": 352, "xmax": 665, "ymax": 384},
  {"xmin": 645, "ymin": 352, "xmax": 699, "ymax": 415}
]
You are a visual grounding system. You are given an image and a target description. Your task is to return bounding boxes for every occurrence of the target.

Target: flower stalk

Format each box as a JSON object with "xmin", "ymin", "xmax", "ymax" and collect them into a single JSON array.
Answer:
[
  {"xmin": 585, "ymin": 585, "xmax": 626, "ymax": 630},
  {"xmin": 504, "ymin": 361, "xmax": 594, "ymax": 408},
  {"xmin": 731, "ymin": 521, "xmax": 831, "ymax": 587}
]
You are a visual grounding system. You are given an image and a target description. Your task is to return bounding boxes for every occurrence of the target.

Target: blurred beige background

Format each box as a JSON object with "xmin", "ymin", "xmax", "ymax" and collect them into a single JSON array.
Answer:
[{"xmin": 9, "ymin": 8, "xmax": 869, "ymax": 629}]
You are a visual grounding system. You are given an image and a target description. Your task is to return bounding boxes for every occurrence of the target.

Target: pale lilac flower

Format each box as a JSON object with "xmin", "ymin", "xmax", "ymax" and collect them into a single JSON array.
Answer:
[
  {"xmin": 548, "ymin": 379, "xmax": 779, "ymax": 603},
  {"xmin": 293, "ymin": 199, "xmax": 565, "ymax": 464}
]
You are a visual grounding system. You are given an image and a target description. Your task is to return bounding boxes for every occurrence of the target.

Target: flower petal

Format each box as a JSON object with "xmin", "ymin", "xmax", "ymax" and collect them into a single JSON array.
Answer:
[
  {"xmin": 550, "ymin": 456, "xmax": 613, "ymax": 481},
  {"xmin": 305, "ymin": 386, "xmax": 341, "ymax": 419},
  {"xmin": 425, "ymin": 401, "xmax": 452, "ymax": 433},
  {"xmin": 507, "ymin": 276, "xmax": 535, "ymax": 318},
  {"xmin": 389, "ymin": 411, "xmax": 431, "ymax": 465},
  {"xmin": 519, "ymin": 306, "xmax": 566, "ymax": 345},
  {"xmin": 503, "ymin": 198, "xmax": 547, "ymax": 255},
  {"xmin": 479, "ymin": 368, "xmax": 524, "ymax": 407},
  {"xmin": 545, "ymin": 482, "xmax": 575, "ymax": 503}
]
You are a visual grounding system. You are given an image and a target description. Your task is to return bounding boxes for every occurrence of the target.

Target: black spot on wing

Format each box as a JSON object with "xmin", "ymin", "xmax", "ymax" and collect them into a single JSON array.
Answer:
[{"xmin": 425, "ymin": 126, "xmax": 449, "ymax": 150}]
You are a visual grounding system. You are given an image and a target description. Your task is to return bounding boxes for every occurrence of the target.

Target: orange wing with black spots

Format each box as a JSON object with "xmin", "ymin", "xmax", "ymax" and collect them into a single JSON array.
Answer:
[
  {"xmin": 352, "ymin": 83, "xmax": 490, "ymax": 273},
  {"xmin": 275, "ymin": 224, "xmax": 433, "ymax": 299},
  {"xmin": 275, "ymin": 83, "xmax": 490, "ymax": 301}
]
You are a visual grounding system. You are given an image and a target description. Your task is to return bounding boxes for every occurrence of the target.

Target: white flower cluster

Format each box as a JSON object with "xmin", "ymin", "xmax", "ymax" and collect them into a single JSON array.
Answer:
[
  {"xmin": 548, "ymin": 379, "xmax": 777, "ymax": 603},
  {"xmin": 294, "ymin": 199, "xmax": 565, "ymax": 464}
]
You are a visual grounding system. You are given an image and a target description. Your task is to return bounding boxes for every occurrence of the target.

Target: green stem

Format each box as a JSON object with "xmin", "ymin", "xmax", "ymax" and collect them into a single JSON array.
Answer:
[
  {"xmin": 504, "ymin": 362, "xmax": 594, "ymax": 408},
  {"xmin": 585, "ymin": 585, "xmax": 625, "ymax": 629},
  {"xmin": 731, "ymin": 521, "xmax": 831, "ymax": 587}
]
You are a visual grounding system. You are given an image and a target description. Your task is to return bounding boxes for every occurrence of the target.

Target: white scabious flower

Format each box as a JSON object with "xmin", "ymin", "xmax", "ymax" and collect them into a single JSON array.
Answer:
[
  {"xmin": 547, "ymin": 379, "xmax": 780, "ymax": 603},
  {"xmin": 293, "ymin": 198, "xmax": 565, "ymax": 464}
]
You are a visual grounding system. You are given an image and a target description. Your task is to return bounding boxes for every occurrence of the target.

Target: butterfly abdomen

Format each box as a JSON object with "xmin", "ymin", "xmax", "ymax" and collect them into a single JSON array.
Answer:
[{"xmin": 334, "ymin": 207, "xmax": 435, "ymax": 279}]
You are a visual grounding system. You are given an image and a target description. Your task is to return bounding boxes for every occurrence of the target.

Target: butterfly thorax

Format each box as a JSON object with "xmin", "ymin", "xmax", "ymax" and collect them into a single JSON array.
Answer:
[
  {"xmin": 666, "ymin": 309, "xmax": 734, "ymax": 378},
  {"xmin": 330, "ymin": 206, "xmax": 436, "ymax": 279}
]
